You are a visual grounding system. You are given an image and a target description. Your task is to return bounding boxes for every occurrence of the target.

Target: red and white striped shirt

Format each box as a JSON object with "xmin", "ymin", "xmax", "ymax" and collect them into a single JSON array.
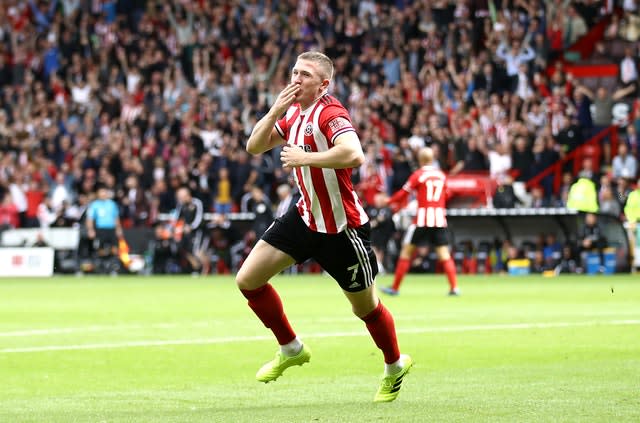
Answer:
[
  {"xmin": 388, "ymin": 166, "xmax": 448, "ymax": 228},
  {"xmin": 275, "ymin": 94, "xmax": 369, "ymax": 233}
]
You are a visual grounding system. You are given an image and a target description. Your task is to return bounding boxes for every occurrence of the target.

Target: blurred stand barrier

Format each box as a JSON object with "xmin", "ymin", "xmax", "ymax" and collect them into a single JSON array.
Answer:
[
  {"xmin": 1, "ymin": 227, "xmax": 80, "ymax": 249},
  {"xmin": 394, "ymin": 207, "xmax": 633, "ymax": 273},
  {"xmin": 0, "ymin": 211, "xmax": 634, "ymax": 275},
  {"xmin": 1, "ymin": 228, "xmax": 79, "ymax": 276}
]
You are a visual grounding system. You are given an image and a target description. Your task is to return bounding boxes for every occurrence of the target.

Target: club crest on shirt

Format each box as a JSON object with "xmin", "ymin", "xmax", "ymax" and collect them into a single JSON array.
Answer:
[
  {"xmin": 328, "ymin": 117, "xmax": 350, "ymax": 132},
  {"xmin": 304, "ymin": 123, "xmax": 313, "ymax": 136}
]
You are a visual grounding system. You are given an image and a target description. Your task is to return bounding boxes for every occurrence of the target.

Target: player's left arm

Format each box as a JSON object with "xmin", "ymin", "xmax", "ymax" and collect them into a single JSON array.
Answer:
[{"xmin": 280, "ymin": 131, "xmax": 365, "ymax": 169}]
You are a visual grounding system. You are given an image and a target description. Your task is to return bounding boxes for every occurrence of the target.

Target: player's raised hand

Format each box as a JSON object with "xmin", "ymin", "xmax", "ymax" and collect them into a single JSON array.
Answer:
[
  {"xmin": 281, "ymin": 144, "xmax": 307, "ymax": 169},
  {"xmin": 271, "ymin": 83, "xmax": 301, "ymax": 116}
]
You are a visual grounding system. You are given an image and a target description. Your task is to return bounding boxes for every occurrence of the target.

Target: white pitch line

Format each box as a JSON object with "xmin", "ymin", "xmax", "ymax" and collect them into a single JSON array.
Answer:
[
  {"xmin": 0, "ymin": 323, "xmax": 202, "ymax": 337},
  {"xmin": 1, "ymin": 319, "xmax": 638, "ymax": 354},
  {"xmin": 2, "ymin": 311, "xmax": 640, "ymax": 338}
]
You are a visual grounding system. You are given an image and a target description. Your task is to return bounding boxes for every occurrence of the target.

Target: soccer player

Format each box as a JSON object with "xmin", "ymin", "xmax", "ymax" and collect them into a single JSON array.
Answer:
[
  {"xmin": 236, "ymin": 51, "xmax": 412, "ymax": 402},
  {"xmin": 380, "ymin": 147, "xmax": 459, "ymax": 296}
]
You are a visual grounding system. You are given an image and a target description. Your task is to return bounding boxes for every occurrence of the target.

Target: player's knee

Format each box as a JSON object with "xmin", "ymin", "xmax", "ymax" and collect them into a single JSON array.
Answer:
[
  {"xmin": 235, "ymin": 267, "xmax": 252, "ymax": 291},
  {"xmin": 349, "ymin": 296, "xmax": 378, "ymax": 318}
]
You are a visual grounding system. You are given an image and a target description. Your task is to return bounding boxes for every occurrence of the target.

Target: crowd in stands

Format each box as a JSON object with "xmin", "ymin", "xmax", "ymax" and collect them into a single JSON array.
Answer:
[{"xmin": 0, "ymin": 1, "xmax": 639, "ymax": 272}]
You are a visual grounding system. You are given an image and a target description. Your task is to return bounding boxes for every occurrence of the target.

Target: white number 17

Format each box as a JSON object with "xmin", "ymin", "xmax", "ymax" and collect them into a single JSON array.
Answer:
[{"xmin": 426, "ymin": 179, "xmax": 444, "ymax": 202}]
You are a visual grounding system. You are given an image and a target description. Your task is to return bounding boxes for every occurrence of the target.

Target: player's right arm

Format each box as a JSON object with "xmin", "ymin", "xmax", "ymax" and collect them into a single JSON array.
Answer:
[{"xmin": 246, "ymin": 83, "xmax": 300, "ymax": 155}]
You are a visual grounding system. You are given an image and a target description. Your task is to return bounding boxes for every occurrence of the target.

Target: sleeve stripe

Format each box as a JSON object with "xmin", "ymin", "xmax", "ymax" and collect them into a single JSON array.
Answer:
[
  {"xmin": 330, "ymin": 127, "xmax": 355, "ymax": 144},
  {"xmin": 275, "ymin": 122, "xmax": 285, "ymax": 138}
]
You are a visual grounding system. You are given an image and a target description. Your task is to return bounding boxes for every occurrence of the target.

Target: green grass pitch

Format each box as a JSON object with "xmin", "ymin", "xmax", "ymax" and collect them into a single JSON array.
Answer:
[{"xmin": 1, "ymin": 274, "xmax": 639, "ymax": 422}]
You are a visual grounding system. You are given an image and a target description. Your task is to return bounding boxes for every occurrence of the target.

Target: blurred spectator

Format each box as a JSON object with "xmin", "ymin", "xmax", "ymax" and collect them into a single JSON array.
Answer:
[
  {"xmin": 575, "ymin": 85, "xmax": 636, "ymax": 134},
  {"xmin": 619, "ymin": 9, "xmax": 640, "ymax": 42},
  {"xmin": 121, "ymin": 175, "xmax": 150, "ymax": 227},
  {"xmin": 367, "ymin": 193, "xmax": 395, "ymax": 274},
  {"xmin": 50, "ymin": 173, "xmax": 73, "ymax": 212},
  {"xmin": 612, "ymin": 142, "xmax": 638, "ymax": 181},
  {"xmin": 0, "ymin": 194, "xmax": 19, "ymax": 230},
  {"xmin": 209, "ymin": 213, "xmax": 237, "ymax": 275},
  {"xmin": 578, "ymin": 212, "xmax": 607, "ymax": 272},
  {"xmin": 214, "ymin": 167, "xmax": 233, "ymax": 215},
  {"xmin": 488, "ymin": 143, "xmax": 512, "ymax": 180},
  {"xmin": 274, "ymin": 183, "xmax": 298, "ymax": 218},
  {"xmin": 556, "ymin": 243, "xmax": 579, "ymax": 274},
  {"xmin": 555, "ymin": 115, "xmax": 583, "ymax": 153},
  {"xmin": 530, "ymin": 186, "xmax": 550, "ymax": 208},
  {"xmin": 557, "ymin": 171, "xmax": 574, "ymax": 207},
  {"xmin": 543, "ymin": 233, "xmax": 562, "ymax": 268},
  {"xmin": 241, "ymin": 186, "xmax": 272, "ymax": 237},
  {"xmin": 623, "ymin": 125, "xmax": 638, "ymax": 159},
  {"xmin": 563, "ymin": 5, "xmax": 587, "ymax": 47},
  {"xmin": 619, "ymin": 46, "xmax": 638, "ymax": 96},
  {"xmin": 174, "ymin": 186, "xmax": 207, "ymax": 274},
  {"xmin": 452, "ymin": 136, "xmax": 488, "ymax": 173},
  {"xmin": 8, "ymin": 177, "xmax": 27, "ymax": 227},
  {"xmin": 493, "ymin": 176, "xmax": 518, "ymax": 208},
  {"xmin": 615, "ymin": 176, "xmax": 633, "ymax": 208},
  {"xmin": 567, "ymin": 172, "xmax": 599, "ymax": 213},
  {"xmin": 150, "ymin": 222, "xmax": 176, "ymax": 275},
  {"xmin": 31, "ymin": 232, "xmax": 49, "ymax": 248},
  {"xmin": 495, "ymin": 36, "xmax": 535, "ymax": 92},
  {"xmin": 511, "ymin": 136, "xmax": 534, "ymax": 181},
  {"xmin": 599, "ymin": 183, "xmax": 622, "ymax": 217},
  {"xmin": 357, "ymin": 162, "xmax": 386, "ymax": 207},
  {"xmin": 605, "ymin": 14, "xmax": 621, "ymax": 41},
  {"xmin": 24, "ymin": 180, "xmax": 45, "ymax": 228},
  {"xmin": 36, "ymin": 197, "xmax": 58, "ymax": 228}
]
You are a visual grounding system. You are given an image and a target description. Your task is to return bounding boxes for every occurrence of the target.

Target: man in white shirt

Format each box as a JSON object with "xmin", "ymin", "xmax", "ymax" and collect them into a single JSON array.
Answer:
[
  {"xmin": 612, "ymin": 142, "xmax": 638, "ymax": 180},
  {"xmin": 620, "ymin": 47, "xmax": 638, "ymax": 96},
  {"xmin": 488, "ymin": 142, "xmax": 513, "ymax": 180},
  {"xmin": 9, "ymin": 179, "xmax": 27, "ymax": 226},
  {"xmin": 50, "ymin": 173, "xmax": 73, "ymax": 211},
  {"xmin": 495, "ymin": 39, "xmax": 535, "ymax": 92}
]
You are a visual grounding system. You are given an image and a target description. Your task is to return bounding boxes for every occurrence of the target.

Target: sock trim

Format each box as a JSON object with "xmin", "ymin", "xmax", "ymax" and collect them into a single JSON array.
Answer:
[{"xmin": 361, "ymin": 300, "xmax": 383, "ymax": 323}]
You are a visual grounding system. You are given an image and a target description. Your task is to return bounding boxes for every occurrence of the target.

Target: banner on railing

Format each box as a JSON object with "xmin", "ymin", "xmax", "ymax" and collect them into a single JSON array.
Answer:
[{"xmin": 0, "ymin": 248, "xmax": 55, "ymax": 277}]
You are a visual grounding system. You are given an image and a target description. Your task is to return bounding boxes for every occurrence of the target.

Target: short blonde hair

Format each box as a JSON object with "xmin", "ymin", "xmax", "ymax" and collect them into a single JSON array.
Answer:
[
  {"xmin": 297, "ymin": 51, "xmax": 334, "ymax": 81},
  {"xmin": 418, "ymin": 147, "xmax": 434, "ymax": 166}
]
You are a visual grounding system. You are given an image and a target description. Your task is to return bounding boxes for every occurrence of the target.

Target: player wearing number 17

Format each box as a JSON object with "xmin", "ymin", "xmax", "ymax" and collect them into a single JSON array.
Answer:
[
  {"xmin": 380, "ymin": 147, "xmax": 459, "ymax": 297},
  {"xmin": 236, "ymin": 51, "xmax": 412, "ymax": 402}
]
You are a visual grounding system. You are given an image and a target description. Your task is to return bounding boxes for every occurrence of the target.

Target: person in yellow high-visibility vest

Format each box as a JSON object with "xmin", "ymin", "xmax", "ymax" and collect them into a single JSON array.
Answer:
[
  {"xmin": 625, "ymin": 180, "xmax": 640, "ymax": 227},
  {"xmin": 566, "ymin": 175, "xmax": 599, "ymax": 213},
  {"xmin": 625, "ymin": 180, "xmax": 640, "ymax": 272}
]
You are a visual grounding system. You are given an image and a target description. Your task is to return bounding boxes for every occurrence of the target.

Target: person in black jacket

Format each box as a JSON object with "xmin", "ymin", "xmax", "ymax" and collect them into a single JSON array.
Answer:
[
  {"xmin": 578, "ymin": 213, "xmax": 607, "ymax": 272},
  {"xmin": 493, "ymin": 176, "xmax": 519, "ymax": 208},
  {"xmin": 174, "ymin": 186, "xmax": 207, "ymax": 273}
]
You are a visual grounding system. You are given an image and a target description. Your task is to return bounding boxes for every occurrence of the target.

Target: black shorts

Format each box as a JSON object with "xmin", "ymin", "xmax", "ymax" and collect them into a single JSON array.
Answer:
[
  {"xmin": 181, "ymin": 229, "xmax": 210, "ymax": 254},
  {"xmin": 261, "ymin": 207, "xmax": 378, "ymax": 292},
  {"xmin": 95, "ymin": 228, "xmax": 118, "ymax": 250},
  {"xmin": 403, "ymin": 224, "xmax": 449, "ymax": 247}
]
